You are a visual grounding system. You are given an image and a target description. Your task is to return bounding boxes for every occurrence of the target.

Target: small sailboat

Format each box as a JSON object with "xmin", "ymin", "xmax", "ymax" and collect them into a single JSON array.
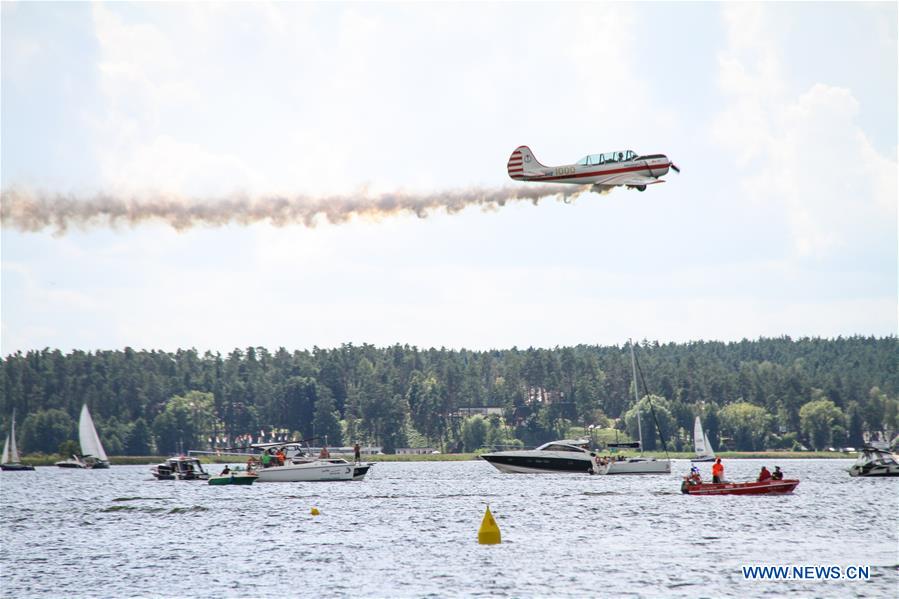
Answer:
[
  {"xmin": 1, "ymin": 410, "xmax": 35, "ymax": 471},
  {"xmin": 595, "ymin": 341, "xmax": 670, "ymax": 475},
  {"xmin": 55, "ymin": 404, "xmax": 110, "ymax": 469},
  {"xmin": 691, "ymin": 416, "xmax": 716, "ymax": 462}
]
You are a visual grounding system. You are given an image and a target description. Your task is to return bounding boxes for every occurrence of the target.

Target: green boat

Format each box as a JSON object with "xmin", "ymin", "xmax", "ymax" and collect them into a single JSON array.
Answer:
[{"xmin": 208, "ymin": 466, "xmax": 257, "ymax": 485}]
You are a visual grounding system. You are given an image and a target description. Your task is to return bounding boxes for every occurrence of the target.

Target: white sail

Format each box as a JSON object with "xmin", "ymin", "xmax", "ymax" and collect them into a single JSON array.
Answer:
[
  {"xmin": 79, "ymin": 404, "xmax": 108, "ymax": 462},
  {"xmin": 693, "ymin": 417, "xmax": 706, "ymax": 454},
  {"xmin": 693, "ymin": 416, "xmax": 715, "ymax": 459},
  {"xmin": 9, "ymin": 413, "xmax": 20, "ymax": 463},
  {"xmin": 2, "ymin": 435, "xmax": 9, "ymax": 464}
]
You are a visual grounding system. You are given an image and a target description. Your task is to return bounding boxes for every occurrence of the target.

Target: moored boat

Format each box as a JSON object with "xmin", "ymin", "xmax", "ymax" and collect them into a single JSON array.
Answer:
[
  {"xmin": 55, "ymin": 455, "xmax": 88, "ymax": 469},
  {"xmin": 596, "ymin": 452, "xmax": 671, "ymax": 475},
  {"xmin": 593, "ymin": 341, "xmax": 671, "ymax": 475},
  {"xmin": 151, "ymin": 456, "xmax": 210, "ymax": 480},
  {"xmin": 681, "ymin": 478, "xmax": 799, "ymax": 495},
  {"xmin": 1, "ymin": 410, "xmax": 35, "ymax": 472},
  {"xmin": 208, "ymin": 466, "xmax": 257, "ymax": 485},
  {"xmin": 251, "ymin": 442, "xmax": 373, "ymax": 482},
  {"xmin": 55, "ymin": 404, "xmax": 110, "ymax": 469},
  {"xmin": 480, "ymin": 439, "xmax": 596, "ymax": 474},
  {"xmin": 847, "ymin": 445, "xmax": 899, "ymax": 477}
]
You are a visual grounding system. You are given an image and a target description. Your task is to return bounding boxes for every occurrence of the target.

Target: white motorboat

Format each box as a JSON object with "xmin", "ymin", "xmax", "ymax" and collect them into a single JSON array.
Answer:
[
  {"xmin": 594, "ymin": 341, "xmax": 671, "ymax": 475},
  {"xmin": 151, "ymin": 456, "xmax": 210, "ymax": 480},
  {"xmin": 480, "ymin": 439, "xmax": 596, "ymax": 474},
  {"xmin": 251, "ymin": 442, "xmax": 373, "ymax": 482},
  {"xmin": 847, "ymin": 445, "xmax": 899, "ymax": 477},
  {"xmin": 691, "ymin": 416, "xmax": 716, "ymax": 462},
  {"xmin": 55, "ymin": 454, "xmax": 88, "ymax": 469},
  {"xmin": 55, "ymin": 404, "xmax": 110, "ymax": 469},
  {"xmin": 1, "ymin": 410, "xmax": 35, "ymax": 471}
]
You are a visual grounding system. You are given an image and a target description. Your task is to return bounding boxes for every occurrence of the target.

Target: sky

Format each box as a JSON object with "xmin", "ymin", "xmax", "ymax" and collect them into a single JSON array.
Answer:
[{"xmin": 1, "ymin": 1, "xmax": 896, "ymax": 355}]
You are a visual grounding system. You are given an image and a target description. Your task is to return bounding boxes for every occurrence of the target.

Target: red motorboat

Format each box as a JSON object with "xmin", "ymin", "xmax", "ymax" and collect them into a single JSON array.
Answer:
[{"xmin": 681, "ymin": 478, "xmax": 799, "ymax": 496}]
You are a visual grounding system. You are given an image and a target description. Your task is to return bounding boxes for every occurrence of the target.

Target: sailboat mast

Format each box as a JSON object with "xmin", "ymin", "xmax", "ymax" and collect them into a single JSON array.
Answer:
[{"xmin": 630, "ymin": 340, "xmax": 643, "ymax": 455}]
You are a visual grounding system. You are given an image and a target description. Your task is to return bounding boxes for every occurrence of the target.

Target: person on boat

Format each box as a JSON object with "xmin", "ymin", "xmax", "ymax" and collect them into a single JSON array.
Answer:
[
  {"xmin": 276, "ymin": 449, "xmax": 286, "ymax": 466},
  {"xmin": 220, "ymin": 465, "xmax": 231, "ymax": 476},
  {"xmin": 757, "ymin": 466, "xmax": 772, "ymax": 482},
  {"xmin": 712, "ymin": 457, "xmax": 724, "ymax": 483},
  {"xmin": 354, "ymin": 442, "xmax": 361, "ymax": 463},
  {"xmin": 688, "ymin": 466, "xmax": 702, "ymax": 484},
  {"xmin": 261, "ymin": 451, "xmax": 272, "ymax": 468},
  {"xmin": 319, "ymin": 446, "xmax": 330, "ymax": 459},
  {"xmin": 772, "ymin": 466, "xmax": 783, "ymax": 480}
]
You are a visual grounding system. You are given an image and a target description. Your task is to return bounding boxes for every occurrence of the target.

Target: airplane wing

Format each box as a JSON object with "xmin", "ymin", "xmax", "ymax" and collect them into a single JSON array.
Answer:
[{"xmin": 601, "ymin": 174, "xmax": 665, "ymax": 187}]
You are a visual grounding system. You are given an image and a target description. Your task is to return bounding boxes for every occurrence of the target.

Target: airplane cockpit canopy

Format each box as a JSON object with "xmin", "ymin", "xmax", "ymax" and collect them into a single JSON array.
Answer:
[{"xmin": 576, "ymin": 150, "xmax": 637, "ymax": 166}]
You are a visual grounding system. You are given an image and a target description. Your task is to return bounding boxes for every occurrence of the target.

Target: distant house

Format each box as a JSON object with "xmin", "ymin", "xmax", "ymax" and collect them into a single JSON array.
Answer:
[
  {"xmin": 395, "ymin": 447, "xmax": 438, "ymax": 455},
  {"xmin": 527, "ymin": 388, "xmax": 563, "ymax": 404},
  {"xmin": 451, "ymin": 407, "xmax": 504, "ymax": 418}
]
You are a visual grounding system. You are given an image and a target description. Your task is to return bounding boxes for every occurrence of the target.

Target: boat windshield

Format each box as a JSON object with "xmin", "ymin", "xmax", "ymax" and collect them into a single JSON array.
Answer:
[
  {"xmin": 575, "ymin": 150, "xmax": 637, "ymax": 166},
  {"xmin": 539, "ymin": 443, "xmax": 587, "ymax": 452}
]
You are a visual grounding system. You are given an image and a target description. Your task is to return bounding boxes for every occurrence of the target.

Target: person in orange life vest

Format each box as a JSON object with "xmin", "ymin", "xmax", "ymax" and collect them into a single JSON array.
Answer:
[
  {"xmin": 712, "ymin": 457, "xmax": 724, "ymax": 483},
  {"xmin": 757, "ymin": 465, "xmax": 772, "ymax": 482}
]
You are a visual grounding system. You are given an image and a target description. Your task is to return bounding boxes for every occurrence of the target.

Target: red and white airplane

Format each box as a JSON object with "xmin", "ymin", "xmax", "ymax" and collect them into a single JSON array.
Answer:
[{"xmin": 507, "ymin": 146, "xmax": 679, "ymax": 192}]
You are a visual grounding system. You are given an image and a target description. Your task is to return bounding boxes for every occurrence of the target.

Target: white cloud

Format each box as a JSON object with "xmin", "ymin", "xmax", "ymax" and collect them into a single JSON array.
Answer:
[
  {"xmin": 711, "ymin": 3, "xmax": 897, "ymax": 258},
  {"xmin": 89, "ymin": 3, "xmax": 261, "ymax": 195}
]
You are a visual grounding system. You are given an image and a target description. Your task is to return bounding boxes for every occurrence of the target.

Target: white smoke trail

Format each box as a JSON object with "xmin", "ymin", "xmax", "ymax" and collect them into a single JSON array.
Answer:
[{"xmin": 0, "ymin": 185, "xmax": 593, "ymax": 234}]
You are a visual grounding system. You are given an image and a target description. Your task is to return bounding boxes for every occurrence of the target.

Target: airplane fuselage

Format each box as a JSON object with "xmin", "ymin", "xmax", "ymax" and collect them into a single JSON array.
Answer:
[
  {"xmin": 526, "ymin": 155, "xmax": 670, "ymax": 185},
  {"xmin": 508, "ymin": 146, "xmax": 677, "ymax": 191}
]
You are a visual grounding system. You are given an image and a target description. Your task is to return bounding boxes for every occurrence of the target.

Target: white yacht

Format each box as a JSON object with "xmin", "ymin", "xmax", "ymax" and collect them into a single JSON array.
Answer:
[
  {"xmin": 251, "ymin": 442, "xmax": 372, "ymax": 482},
  {"xmin": 847, "ymin": 445, "xmax": 899, "ymax": 477},
  {"xmin": 480, "ymin": 439, "xmax": 596, "ymax": 474}
]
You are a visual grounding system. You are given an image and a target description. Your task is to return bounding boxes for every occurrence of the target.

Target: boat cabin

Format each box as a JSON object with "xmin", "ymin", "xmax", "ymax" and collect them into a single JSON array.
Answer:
[{"xmin": 576, "ymin": 150, "xmax": 637, "ymax": 166}]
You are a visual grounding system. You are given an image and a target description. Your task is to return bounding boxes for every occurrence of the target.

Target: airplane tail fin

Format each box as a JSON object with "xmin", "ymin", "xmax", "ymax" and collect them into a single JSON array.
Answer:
[{"xmin": 507, "ymin": 146, "xmax": 544, "ymax": 180}]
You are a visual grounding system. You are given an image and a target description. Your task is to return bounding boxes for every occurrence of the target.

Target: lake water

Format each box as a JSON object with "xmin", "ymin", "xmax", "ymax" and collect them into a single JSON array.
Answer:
[{"xmin": 1, "ymin": 459, "xmax": 897, "ymax": 598}]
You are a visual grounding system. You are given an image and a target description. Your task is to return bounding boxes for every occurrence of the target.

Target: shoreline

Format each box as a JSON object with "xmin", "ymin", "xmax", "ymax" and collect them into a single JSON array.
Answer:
[{"xmin": 14, "ymin": 450, "xmax": 862, "ymax": 466}]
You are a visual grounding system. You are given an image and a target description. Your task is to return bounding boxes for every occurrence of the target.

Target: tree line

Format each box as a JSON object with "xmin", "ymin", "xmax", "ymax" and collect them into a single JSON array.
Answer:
[{"xmin": 1, "ymin": 336, "xmax": 896, "ymax": 456}]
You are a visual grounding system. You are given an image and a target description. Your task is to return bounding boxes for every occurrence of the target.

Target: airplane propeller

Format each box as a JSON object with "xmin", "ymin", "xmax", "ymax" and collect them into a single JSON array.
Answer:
[{"xmin": 670, "ymin": 163, "xmax": 681, "ymax": 173}]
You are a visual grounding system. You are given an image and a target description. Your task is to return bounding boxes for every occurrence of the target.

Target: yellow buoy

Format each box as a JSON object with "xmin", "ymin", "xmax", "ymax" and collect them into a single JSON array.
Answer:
[
  {"xmin": 311, "ymin": 507, "xmax": 320, "ymax": 516},
  {"xmin": 477, "ymin": 505, "xmax": 501, "ymax": 545}
]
